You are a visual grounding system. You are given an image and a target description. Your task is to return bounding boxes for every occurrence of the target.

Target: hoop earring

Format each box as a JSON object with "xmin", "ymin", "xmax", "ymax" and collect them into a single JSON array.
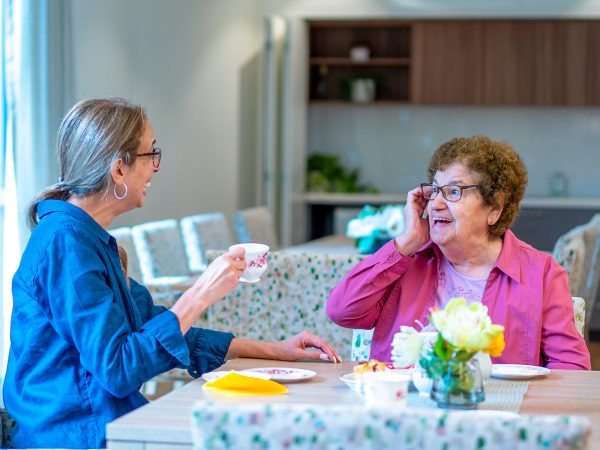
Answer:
[{"xmin": 114, "ymin": 182, "xmax": 128, "ymax": 200}]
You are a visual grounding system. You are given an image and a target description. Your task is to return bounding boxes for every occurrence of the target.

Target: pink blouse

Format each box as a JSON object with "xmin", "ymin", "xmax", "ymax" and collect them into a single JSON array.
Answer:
[{"xmin": 326, "ymin": 230, "xmax": 590, "ymax": 370}]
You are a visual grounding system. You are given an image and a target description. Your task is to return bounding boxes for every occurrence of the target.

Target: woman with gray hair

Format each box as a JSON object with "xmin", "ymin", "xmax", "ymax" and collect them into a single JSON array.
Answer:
[{"xmin": 4, "ymin": 98, "xmax": 341, "ymax": 449}]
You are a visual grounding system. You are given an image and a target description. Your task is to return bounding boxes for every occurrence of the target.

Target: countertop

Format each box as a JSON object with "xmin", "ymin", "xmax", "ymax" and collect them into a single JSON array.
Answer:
[{"xmin": 303, "ymin": 192, "xmax": 600, "ymax": 209}]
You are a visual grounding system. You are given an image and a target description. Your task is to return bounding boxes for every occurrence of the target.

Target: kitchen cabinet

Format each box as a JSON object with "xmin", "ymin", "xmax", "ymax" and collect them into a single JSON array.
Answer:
[
  {"xmin": 308, "ymin": 21, "xmax": 412, "ymax": 102},
  {"xmin": 308, "ymin": 19, "xmax": 600, "ymax": 105}
]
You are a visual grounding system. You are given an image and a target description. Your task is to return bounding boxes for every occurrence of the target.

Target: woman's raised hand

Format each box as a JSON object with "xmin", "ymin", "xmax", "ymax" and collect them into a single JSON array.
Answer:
[
  {"xmin": 192, "ymin": 247, "xmax": 246, "ymax": 307},
  {"xmin": 394, "ymin": 186, "xmax": 430, "ymax": 256}
]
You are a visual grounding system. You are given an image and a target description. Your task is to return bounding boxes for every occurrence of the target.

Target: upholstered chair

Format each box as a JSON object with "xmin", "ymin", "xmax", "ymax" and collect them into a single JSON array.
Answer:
[
  {"xmin": 180, "ymin": 212, "xmax": 234, "ymax": 272},
  {"xmin": 233, "ymin": 206, "xmax": 279, "ymax": 249},
  {"xmin": 191, "ymin": 401, "xmax": 591, "ymax": 450}
]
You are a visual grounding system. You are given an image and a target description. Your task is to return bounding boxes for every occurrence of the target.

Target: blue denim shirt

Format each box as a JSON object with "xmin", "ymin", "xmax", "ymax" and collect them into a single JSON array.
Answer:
[{"xmin": 4, "ymin": 200, "xmax": 234, "ymax": 448}]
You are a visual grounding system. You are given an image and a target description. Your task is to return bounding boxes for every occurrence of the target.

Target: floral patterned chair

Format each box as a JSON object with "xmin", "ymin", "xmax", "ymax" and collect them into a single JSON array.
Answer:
[
  {"xmin": 180, "ymin": 212, "xmax": 234, "ymax": 272},
  {"xmin": 352, "ymin": 297, "xmax": 586, "ymax": 362},
  {"xmin": 553, "ymin": 218, "xmax": 600, "ymax": 337},
  {"xmin": 207, "ymin": 251, "xmax": 365, "ymax": 360},
  {"xmin": 190, "ymin": 400, "xmax": 591, "ymax": 450},
  {"xmin": 234, "ymin": 206, "xmax": 279, "ymax": 249}
]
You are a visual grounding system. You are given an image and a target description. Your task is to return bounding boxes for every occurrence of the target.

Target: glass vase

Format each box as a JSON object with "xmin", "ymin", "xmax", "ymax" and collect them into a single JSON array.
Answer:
[{"xmin": 430, "ymin": 358, "xmax": 485, "ymax": 409}]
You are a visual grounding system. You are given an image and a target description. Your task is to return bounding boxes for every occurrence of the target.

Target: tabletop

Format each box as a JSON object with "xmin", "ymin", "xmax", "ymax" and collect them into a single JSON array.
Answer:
[
  {"xmin": 282, "ymin": 234, "xmax": 359, "ymax": 254},
  {"xmin": 106, "ymin": 358, "xmax": 600, "ymax": 450}
]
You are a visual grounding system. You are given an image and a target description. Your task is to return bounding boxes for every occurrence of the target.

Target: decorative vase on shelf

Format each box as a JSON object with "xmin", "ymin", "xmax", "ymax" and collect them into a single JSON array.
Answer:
[{"xmin": 430, "ymin": 358, "xmax": 485, "ymax": 410}]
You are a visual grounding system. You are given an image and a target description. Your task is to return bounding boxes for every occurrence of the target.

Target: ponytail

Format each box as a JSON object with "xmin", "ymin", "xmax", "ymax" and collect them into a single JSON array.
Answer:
[{"xmin": 26, "ymin": 183, "xmax": 72, "ymax": 230}]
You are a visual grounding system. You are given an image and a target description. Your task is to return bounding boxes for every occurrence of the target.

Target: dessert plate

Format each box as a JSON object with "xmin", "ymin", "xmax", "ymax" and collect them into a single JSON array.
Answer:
[
  {"xmin": 339, "ymin": 372, "xmax": 356, "ymax": 389},
  {"xmin": 491, "ymin": 364, "xmax": 551, "ymax": 380},
  {"xmin": 242, "ymin": 367, "xmax": 316, "ymax": 383},
  {"xmin": 202, "ymin": 370, "xmax": 271, "ymax": 382}
]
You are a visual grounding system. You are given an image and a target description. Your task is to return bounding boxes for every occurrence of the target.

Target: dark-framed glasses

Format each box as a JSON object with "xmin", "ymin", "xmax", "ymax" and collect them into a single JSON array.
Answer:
[
  {"xmin": 137, "ymin": 147, "xmax": 162, "ymax": 168},
  {"xmin": 420, "ymin": 183, "xmax": 480, "ymax": 202}
]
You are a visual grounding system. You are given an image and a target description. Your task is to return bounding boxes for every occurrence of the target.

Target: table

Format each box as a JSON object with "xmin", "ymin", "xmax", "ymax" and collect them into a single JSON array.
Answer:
[{"xmin": 106, "ymin": 359, "xmax": 600, "ymax": 450}]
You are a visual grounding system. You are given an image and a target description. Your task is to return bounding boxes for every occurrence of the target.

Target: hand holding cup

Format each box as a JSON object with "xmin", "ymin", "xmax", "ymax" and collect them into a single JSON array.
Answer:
[{"xmin": 228, "ymin": 243, "xmax": 270, "ymax": 283}]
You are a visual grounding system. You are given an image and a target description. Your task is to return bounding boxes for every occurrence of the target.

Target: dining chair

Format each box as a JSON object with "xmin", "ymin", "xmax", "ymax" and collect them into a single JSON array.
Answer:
[
  {"xmin": 180, "ymin": 212, "xmax": 234, "ymax": 272},
  {"xmin": 233, "ymin": 206, "xmax": 279, "ymax": 249},
  {"xmin": 352, "ymin": 297, "xmax": 586, "ymax": 362},
  {"xmin": 108, "ymin": 226, "xmax": 143, "ymax": 283},
  {"xmin": 206, "ymin": 251, "xmax": 365, "ymax": 360},
  {"xmin": 191, "ymin": 400, "xmax": 591, "ymax": 450},
  {"xmin": 131, "ymin": 219, "xmax": 193, "ymax": 285},
  {"xmin": 553, "ymin": 217, "xmax": 599, "ymax": 337}
]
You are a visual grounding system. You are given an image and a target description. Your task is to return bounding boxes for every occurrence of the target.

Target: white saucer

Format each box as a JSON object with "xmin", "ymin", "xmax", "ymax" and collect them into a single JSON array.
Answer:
[
  {"xmin": 491, "ymin": 364, "xmax": 551, "ymax": 380},
  {"xmin": 242, "ymin": 367, "xmax": 316, "ymax": 382}
]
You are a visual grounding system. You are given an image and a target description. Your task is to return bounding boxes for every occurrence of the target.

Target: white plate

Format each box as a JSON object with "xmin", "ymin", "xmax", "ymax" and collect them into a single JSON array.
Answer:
[
  {"xmin": 242, "ymin": 367, "xmax": 317, "ymax": 382},
  {"xmin": 202, "ymin": 370, "xmax": 271, "ymax": 382},
  {"xmin": 491, "ymin": 364, "xmax": 551, "ymax": 380},
  {"xmin": 339, "ymin": 372, "xmax": 357, "ymax": 389}
]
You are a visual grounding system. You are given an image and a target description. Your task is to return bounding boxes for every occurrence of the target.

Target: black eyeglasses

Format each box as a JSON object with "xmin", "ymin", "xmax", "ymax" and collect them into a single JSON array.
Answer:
[
  {"xmin": 137, "ymin": 147, "xmax": 162, "ymax": 168},
  {"xmin": 420, "ymin": 183, "xmax": 480, "ymax": 202}
]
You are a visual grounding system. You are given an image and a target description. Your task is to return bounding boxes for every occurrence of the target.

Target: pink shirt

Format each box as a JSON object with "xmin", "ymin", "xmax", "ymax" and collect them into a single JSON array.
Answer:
[{"xmin": 326, "ymin": 230, "xmax": 590, "ymax": 370}]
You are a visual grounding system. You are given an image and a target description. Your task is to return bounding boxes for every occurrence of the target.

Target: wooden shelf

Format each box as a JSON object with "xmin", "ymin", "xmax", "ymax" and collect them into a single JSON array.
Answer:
[{"xmin": 310, "ymin": 57, "xmax": 410, "ymax": 66}]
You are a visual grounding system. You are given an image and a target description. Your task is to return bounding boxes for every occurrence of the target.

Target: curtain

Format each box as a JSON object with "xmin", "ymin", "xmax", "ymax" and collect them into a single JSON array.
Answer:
[{"xmin": 0, "ymin": 0, "xmax": 73, "ymax": 405}]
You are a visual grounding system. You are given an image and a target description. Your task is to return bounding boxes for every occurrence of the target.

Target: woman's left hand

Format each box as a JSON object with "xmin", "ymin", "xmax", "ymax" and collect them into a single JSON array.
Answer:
[{"xmin": 274, "ymin": 330, "xmax": 342, "ymax": 363}]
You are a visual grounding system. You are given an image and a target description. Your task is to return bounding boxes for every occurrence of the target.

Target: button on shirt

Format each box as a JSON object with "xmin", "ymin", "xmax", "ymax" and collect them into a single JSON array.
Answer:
[
  {"xmin": 4, "ymin": 200, "xmax": 234, "ymax": 448},
  {"xmin": 326, "ymin": 231, "xmax": 590, "ymax": 370}
]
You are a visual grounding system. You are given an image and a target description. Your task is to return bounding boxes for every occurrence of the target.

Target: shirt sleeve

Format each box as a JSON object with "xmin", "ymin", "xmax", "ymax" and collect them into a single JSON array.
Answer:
[
  {"xmin": 540, "ymin": 258, "xmax": 591, "ymax": 370},
  {"xmin": 37, "ymin": 231, "xmax": 192, "ymax": 397},
  {"xmin": 326, "ymin": 239, "xmax": 413, "ymax": 329},
  {"xmin": 125, "ymin": 275, "xmax": 234, "ymax": 377}
]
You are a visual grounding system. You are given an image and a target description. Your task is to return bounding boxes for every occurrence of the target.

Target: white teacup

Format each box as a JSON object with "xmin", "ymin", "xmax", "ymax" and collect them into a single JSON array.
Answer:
[
  {"xmin": 229, "ymin": 243, "xmax": 270, "ymax": 283},
  {"xmin": 362, "ymin": 371, "xmax": 410, "ymax": 408}
]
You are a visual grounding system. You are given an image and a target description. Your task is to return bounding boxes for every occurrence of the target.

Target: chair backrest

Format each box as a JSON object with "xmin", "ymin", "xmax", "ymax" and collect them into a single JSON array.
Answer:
[
  {"xmin": 234, "ymin": 206, "xmax": 279, "ymax": 249},
  {"xmin": 553, "ymin": 218, "xmax": 599, "ymax": 332},
  {"xmin": 207, "ymin": 251, "xmax": 365, "ymax": 360},
  {"xmin": 191, "ymin": 400, "xmax": 591, "ymax": 450},
  {"xmin": 131, "ymin": 219, "xmax": 190, "ymax": 284},
  {"xmin": 109, "ymin": 226, "xmax": 143, "ymax": 283},
  {"xmin": 353, "ymin": 297, "xmax": 585, "ymax": 362},
  {"xmin": 180, "ymin": 213, "xmax": 233, "ymax": 272}
]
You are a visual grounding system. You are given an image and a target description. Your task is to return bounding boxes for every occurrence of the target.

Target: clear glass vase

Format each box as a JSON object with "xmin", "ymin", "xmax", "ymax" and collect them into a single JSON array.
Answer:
[{"xmin": 430, "ymin": 358, "xmax": 485, "ymax": 409}]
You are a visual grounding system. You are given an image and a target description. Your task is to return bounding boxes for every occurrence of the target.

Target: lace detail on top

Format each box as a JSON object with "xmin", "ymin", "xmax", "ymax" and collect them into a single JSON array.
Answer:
[{"xmin": 438, "ymin": 256, "xmax": 488, "ymax": 307}]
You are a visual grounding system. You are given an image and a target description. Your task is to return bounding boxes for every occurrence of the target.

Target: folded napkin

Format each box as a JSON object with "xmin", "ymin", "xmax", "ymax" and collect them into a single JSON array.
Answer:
[{"xmin": 203, "ymin": 372, "xmax": 288, "ymax": 396}]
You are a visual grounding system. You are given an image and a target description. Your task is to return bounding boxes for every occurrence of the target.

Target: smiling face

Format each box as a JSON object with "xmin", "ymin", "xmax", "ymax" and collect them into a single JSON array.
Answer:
[
  {"xmin": 427, "ymin": 162, "xmax": 500, "ymax": 254},
  {"xmin": 124, "ymin": 120, "xmax": 160, "ymax": 209}
]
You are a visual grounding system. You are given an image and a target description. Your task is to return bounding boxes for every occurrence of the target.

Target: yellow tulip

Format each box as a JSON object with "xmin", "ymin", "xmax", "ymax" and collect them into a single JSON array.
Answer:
[{"xmin": 484, "ymin": 332, "xmax": 505, "ymax": 357}]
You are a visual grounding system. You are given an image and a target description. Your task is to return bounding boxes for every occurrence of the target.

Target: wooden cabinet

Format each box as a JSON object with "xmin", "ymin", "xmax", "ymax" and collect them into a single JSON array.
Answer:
[
  {"xmin": 308, "ymin": 19, "xmax": 600, "ymax": 106},
  {"xmin": 414, "ymin": 19, "xmax": 600, "ymax": 105},
  {"xmin": 308, "ymin": 21, "xmax": 412, "ymax": 102}
]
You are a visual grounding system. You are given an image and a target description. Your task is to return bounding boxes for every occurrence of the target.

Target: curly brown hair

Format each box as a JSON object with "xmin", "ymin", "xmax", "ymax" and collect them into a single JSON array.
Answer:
[{"xmin": 427, "ymin": 135, "xmax": 528, "ymax": 236}]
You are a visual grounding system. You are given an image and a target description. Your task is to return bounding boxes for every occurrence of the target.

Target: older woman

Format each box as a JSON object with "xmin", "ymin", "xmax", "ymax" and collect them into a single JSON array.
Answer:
[
  {"xmin": 327, "ymin": 135, "xmax": 590, "ymax": 370},
  {"xmin": 4, "ymin": 98, "xmax": 341, "ymax": 449}
]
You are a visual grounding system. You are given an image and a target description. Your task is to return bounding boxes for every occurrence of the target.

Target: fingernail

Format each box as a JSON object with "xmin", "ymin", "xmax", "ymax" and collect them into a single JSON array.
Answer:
[{"xmin": 319, "ymin": 353, "xmax": 329, "ymax": 361}]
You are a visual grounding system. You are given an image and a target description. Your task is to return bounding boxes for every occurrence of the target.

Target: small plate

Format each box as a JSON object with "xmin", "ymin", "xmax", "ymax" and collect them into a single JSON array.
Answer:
[
  {"xmin": 339, "ymin": 372, "xmax": 357, "ymax": 389},
  {"xmin": 202, "ymin": 370, "xmax": 271, "ymax": 382},
  {"xmin": 242, "ymin": 367, "xmax": 316, "ymax": 382},
  {"xmin": 491, "ymin": 364, "xmax": 551, "ymax": 380}
]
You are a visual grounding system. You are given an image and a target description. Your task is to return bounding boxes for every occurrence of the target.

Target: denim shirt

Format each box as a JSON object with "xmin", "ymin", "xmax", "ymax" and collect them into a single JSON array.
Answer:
[{"xmin": 4, "ymin": 200, "xmax": 234, "ymax": 448}]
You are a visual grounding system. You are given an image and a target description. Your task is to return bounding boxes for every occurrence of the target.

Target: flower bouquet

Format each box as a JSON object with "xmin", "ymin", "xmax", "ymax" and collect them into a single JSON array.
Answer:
[
  {"xmin": 346, "ymin": 204, "xmax": 404, "ymax": 254},
  {"xmin": 391, "ymin": 298, "xmax": 505, "ymax": 409}
]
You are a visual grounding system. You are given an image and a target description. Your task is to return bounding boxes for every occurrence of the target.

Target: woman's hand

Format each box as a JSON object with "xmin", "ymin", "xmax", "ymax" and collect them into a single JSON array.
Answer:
[
  {"xmin": 226, "ymin": 330, "xmax": 342, "ymax": 363},
  {"xmin": 394, "ymin": 186, "xmax": 430, "ymax": 256},
  {"xmin": 171, "ymin": 248, "xmax": 246, "ymax": 334},
  {"xmin": 193, "ymin": 247, "xmax": 246, "ymax": 307},
  {"xmin": 273, "ymin": 330, "xmax": 342, "ymax": 363}
]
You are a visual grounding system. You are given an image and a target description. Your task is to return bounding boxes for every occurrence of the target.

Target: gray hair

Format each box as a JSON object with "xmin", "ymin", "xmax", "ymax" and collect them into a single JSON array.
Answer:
[{"xmin": 27, "ymin": 97, "xmax": 147, "ymax": 229}]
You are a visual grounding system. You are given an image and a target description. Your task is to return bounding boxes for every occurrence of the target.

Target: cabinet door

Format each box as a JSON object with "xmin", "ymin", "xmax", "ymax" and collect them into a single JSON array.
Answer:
[
  {"xmin": 413, "ymin": 19, "xmax": 600, "ymax": 106},
  {"xmin": 412, "ymin": 20, "xmax": 484, "ymax": 104}
]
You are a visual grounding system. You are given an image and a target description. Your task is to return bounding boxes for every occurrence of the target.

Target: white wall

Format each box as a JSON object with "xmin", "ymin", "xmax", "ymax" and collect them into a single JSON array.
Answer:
[
  {"xmin": 71, "ymin": 0, "xmax": 263, "ymax": 227},
  {"xmin": 309, "ymin": 105, "xmax": 600, "ymax": 198}
]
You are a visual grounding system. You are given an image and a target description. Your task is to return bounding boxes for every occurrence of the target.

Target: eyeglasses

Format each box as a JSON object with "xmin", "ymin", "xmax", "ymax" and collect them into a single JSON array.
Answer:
[
  {"xmin": 420, "ymin": 183, "xmax": 480, "ymax": 202},
  {"xmin": 137, "ymin": 147, "xmax": 162, "ymax": 168}
]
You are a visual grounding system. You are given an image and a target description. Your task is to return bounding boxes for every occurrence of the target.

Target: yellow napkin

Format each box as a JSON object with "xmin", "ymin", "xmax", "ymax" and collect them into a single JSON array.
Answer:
[{"xmin": 203, "ymin": 372, "xmax": 288, "ymax": 396}]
